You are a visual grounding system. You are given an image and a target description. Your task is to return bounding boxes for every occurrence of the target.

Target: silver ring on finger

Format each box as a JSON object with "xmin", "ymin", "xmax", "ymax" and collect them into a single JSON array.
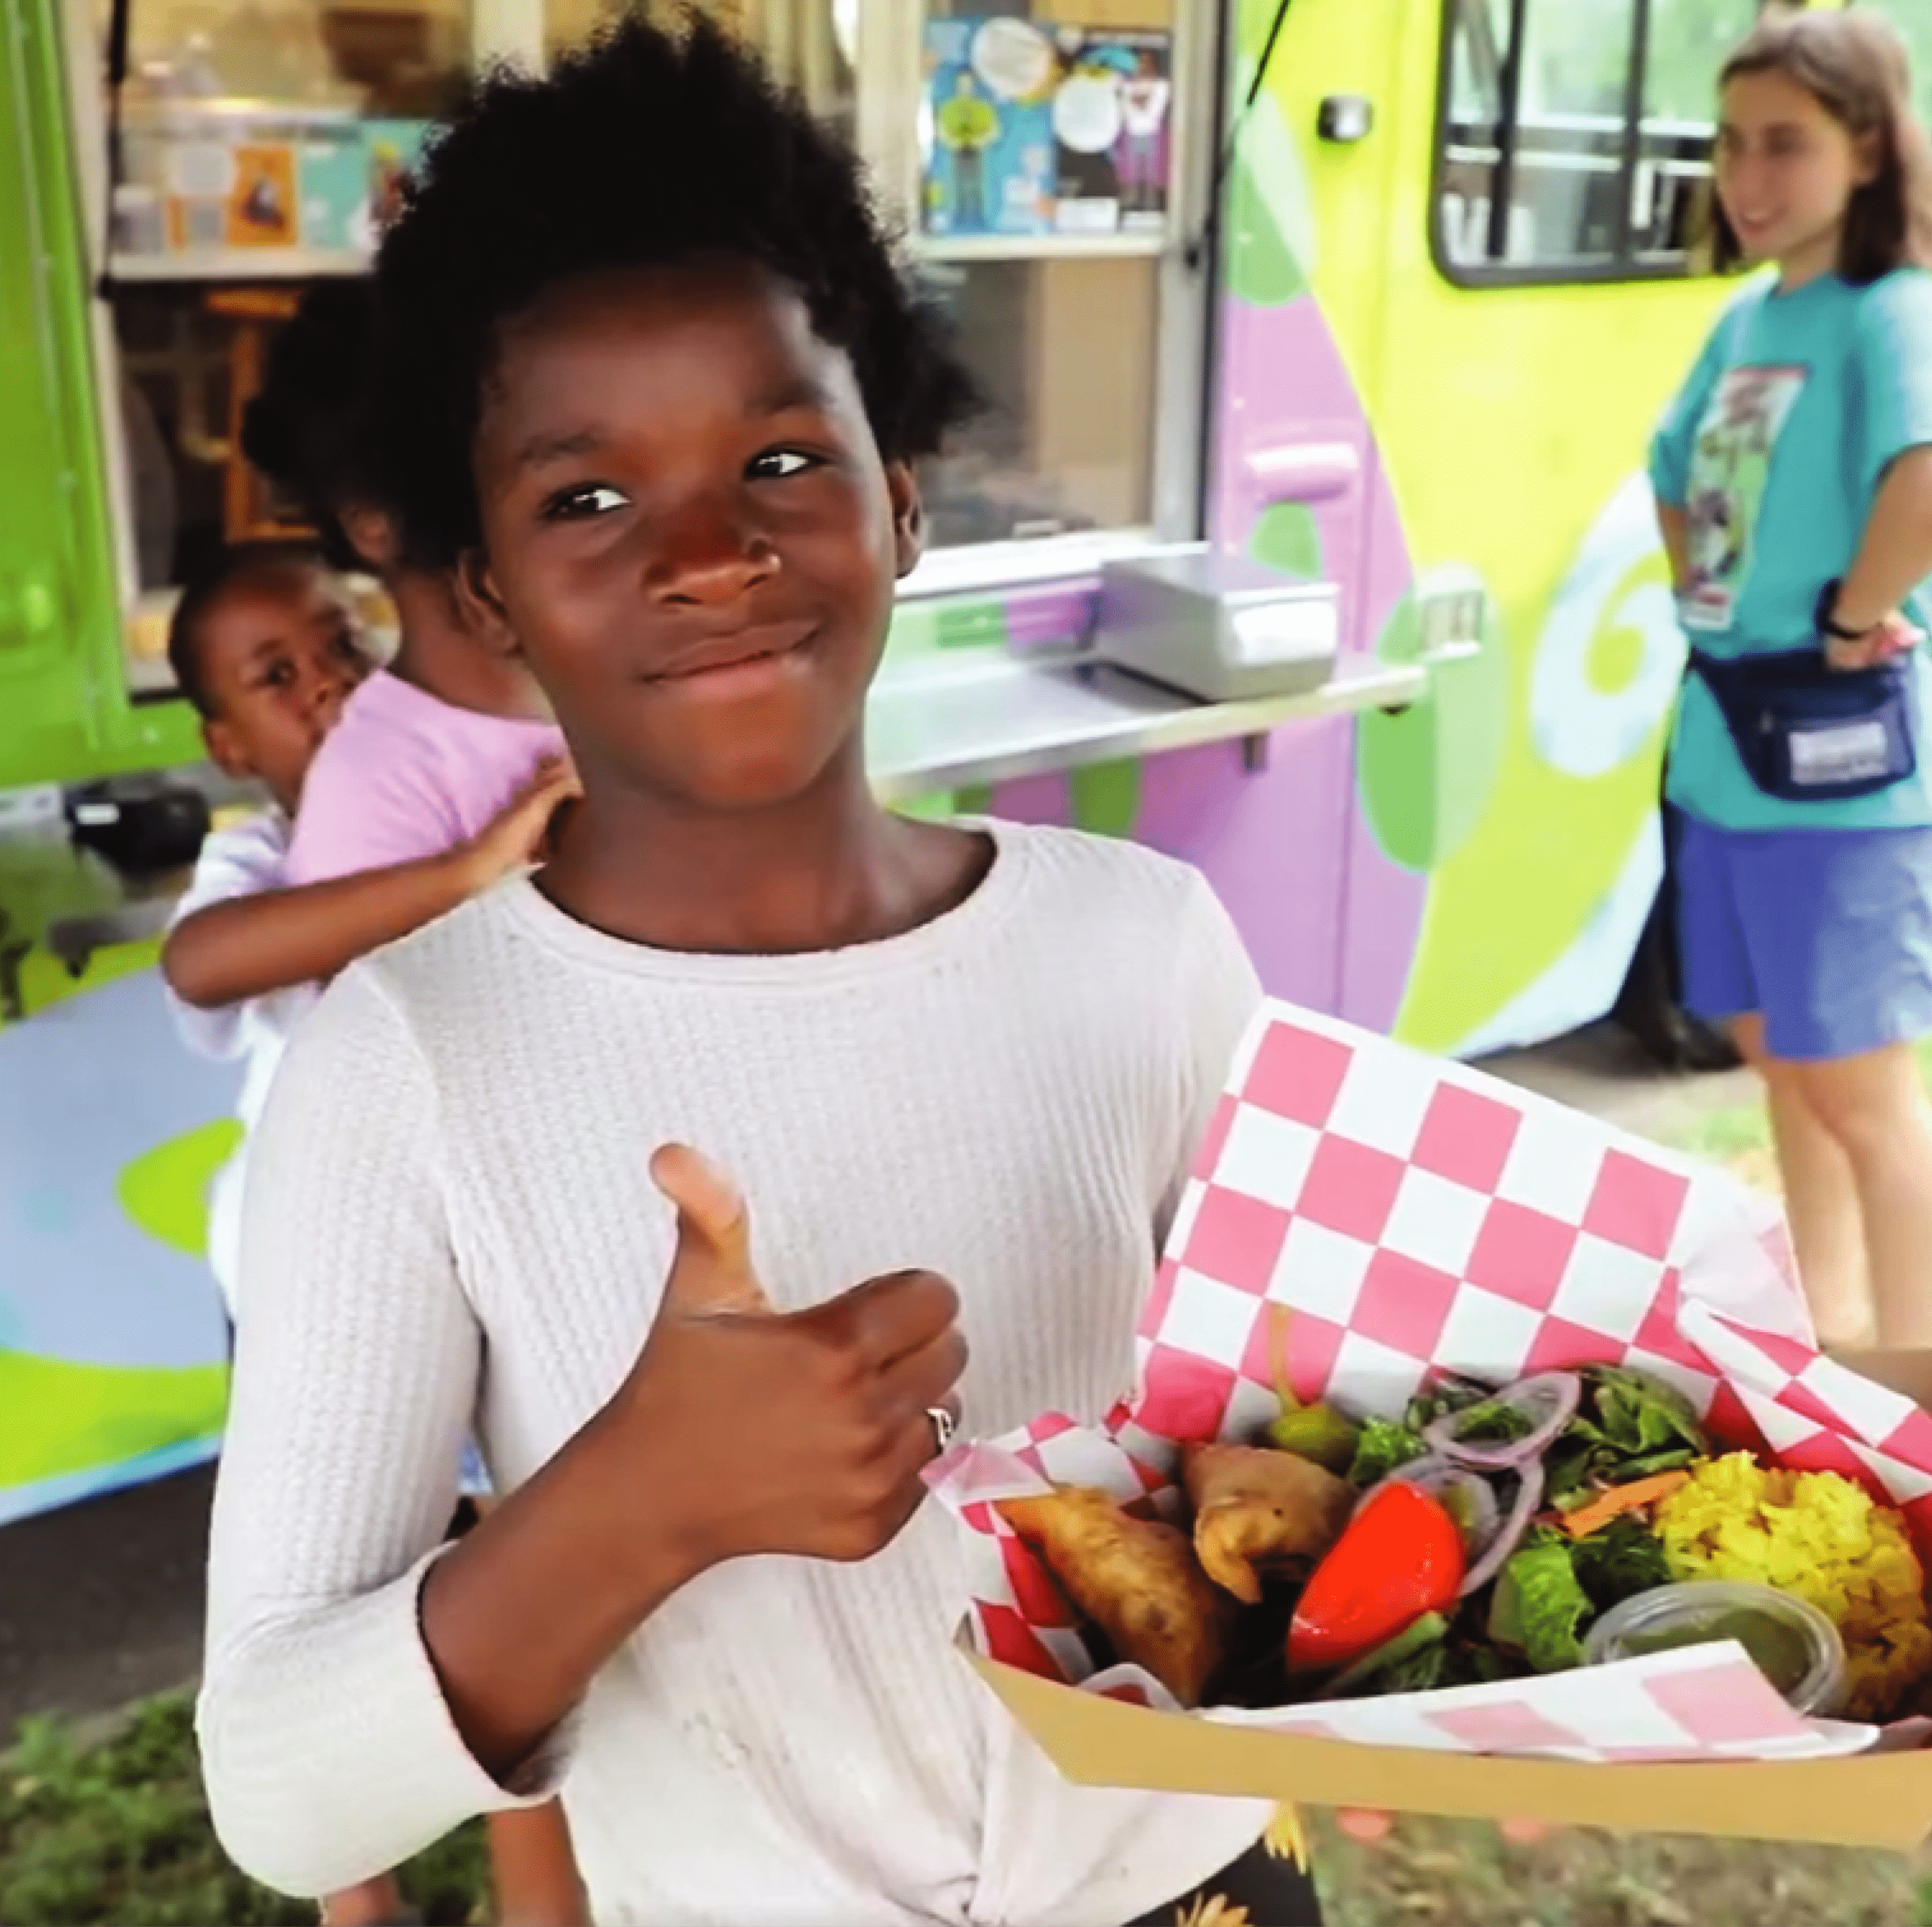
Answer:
[{"xmin": 927, "ymin": 1405, "xmax": 958, "ymax": 1455}]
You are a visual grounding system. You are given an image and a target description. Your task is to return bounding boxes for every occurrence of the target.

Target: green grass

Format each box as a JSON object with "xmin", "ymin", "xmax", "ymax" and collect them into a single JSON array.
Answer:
[
  {"xmin": 1662, "ymin": 1034, "xmax": 1932, "ymax": 1177},
  {"xmin": 1309, "ymin": 1813, "xmax": 1932, "ymax": 1927},
  {"xmin": 1, "ymin": 1695, "xmax": 487, "ymax": 1926}
]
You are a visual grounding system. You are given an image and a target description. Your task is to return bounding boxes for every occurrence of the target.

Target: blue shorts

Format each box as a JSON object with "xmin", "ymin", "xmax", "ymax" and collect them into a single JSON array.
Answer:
[{"xmin": 1675, "ymin": 808, "xmax": 1932, "ymax": 1061}]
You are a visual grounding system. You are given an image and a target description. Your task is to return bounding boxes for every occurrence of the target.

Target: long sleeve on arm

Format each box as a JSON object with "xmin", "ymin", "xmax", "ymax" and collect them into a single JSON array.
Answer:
[{"xmin": 195, "ymin": 968, "xmax": 571, "ymax": 1897}]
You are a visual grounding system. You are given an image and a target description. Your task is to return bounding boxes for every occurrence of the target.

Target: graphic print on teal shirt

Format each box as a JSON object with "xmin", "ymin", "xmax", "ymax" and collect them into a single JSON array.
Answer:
[
  {"xmin": 1681, "ymin": 361, "xmax": 1807, "ymax": 633},
  {"xmin": 1649, "ymin": 269, "xmax": 1932, "ymax": 831}
]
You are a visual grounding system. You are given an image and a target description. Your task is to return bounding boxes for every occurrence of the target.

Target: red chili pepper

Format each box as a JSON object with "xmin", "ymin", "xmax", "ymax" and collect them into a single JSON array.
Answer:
[{"xmin": 1287, "ymin": 1480, "xmax": 1466, "ymax": 1675}]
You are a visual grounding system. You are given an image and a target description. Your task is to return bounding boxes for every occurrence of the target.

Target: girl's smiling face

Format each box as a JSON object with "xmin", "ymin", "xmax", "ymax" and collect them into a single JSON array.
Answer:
[
  {"xmin": 1715, "ymin": 68, "xmax": 1876, "ymax": 282},
  {"xmin": 467, "ymin": 259, "xmax": 921, "ymax": 812}
]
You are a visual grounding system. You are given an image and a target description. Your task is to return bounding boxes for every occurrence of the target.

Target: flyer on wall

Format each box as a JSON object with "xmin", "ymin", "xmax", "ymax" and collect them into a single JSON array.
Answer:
[
  {"xmin": 1051, "ymin": 28, "xmax": 1173, "ymax": 234},
  {"xmin": 920, "ymin": 17, "xmax": 1173, "ymax": 240}
]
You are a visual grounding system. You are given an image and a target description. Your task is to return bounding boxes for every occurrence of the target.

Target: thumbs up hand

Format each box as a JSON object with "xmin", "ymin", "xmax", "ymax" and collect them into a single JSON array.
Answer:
[
  {"xmin": 650, "ymin": 1144, "xmax": 774, "ymax": 1317},
  {"xmin": 611, "ymin": 1145, "xmax": 969, "ymax": 1575}
]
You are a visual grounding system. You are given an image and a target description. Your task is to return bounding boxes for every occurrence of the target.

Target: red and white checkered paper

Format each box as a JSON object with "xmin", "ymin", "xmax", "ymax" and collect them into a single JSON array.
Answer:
[{"xmin": 931, "ymin": 1000, "xmax": 1932, "ymax": 1768}]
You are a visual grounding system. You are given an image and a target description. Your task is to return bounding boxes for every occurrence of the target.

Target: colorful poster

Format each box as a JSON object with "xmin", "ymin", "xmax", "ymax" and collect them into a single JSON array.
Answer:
[
  {"xmin": 225, "ymin": 143, "xmax": 300, "ymax": 248},
  {"xmin": 922, "ymin": 17, "xmax": 1057, "ymax": 238},
  {"xmin": 1051, "ymin": 29, "xmax": 1173, "ymax": 235},
  {"xmin": 921, "ymin": 20, "xmax": 1174, "ymax": 241},
  {"xmin": 297, "ymin": 125, "xmax": 371, "ymax": 252},
  {"xmin": 299, "ymin": 119, "xmax": 434, "ymax": 255}
]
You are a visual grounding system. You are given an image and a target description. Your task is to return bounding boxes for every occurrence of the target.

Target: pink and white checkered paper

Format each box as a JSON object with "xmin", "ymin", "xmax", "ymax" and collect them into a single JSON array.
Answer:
[{"xmin": 930, "ymin": 1000, "xmax": 1932, "ymax": 1768}]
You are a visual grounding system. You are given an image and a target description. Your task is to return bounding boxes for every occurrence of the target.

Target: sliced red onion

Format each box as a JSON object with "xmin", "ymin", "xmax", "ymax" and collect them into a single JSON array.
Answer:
[
  {"xmin": 1459, "ymin": 1460, "xmax": 1544, "ymax": 1598},
  {"xmin": 1424, "ymin": 1371, "xmax": 1581, "ymax": 1471}
]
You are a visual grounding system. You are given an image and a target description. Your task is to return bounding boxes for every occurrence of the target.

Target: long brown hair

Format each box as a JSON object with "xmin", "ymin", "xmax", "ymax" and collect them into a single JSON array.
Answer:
[{"xmin": 1708, "ymin": 6, "xmax": 1932, "ymax": 282}]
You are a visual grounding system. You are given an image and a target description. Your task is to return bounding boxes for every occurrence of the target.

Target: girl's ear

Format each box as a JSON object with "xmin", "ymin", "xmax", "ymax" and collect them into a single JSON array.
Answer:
[
  {"xmin": 886, "ymin": 462, "xmax": 925, "ymax": 580},
  {"xmin": 1856, "ymin": 128, "xmax": 1884, "ymax": 188},
  {"xmin": 454, "ymin": 549, "xmax": 521, "ymax": 658}
]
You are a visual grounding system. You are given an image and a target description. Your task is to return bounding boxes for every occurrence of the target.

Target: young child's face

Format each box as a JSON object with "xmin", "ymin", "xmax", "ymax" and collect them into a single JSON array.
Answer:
[
  {"xmin": 467, "ymin": 259, "xmax": 921, "ymax": 813},
  {"xmin": 198, "ymin": 560, "xmax": 373, "ymax": 811}
]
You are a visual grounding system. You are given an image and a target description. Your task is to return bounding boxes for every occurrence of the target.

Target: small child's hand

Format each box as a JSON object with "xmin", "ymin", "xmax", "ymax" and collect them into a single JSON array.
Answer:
[{"xmin": 461, "ymin": 756, "xmax": 582, "ymax": 889}]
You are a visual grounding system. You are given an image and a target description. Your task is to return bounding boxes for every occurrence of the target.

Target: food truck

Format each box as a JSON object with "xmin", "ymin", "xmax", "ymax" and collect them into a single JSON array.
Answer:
[{"xmin": 5, "ymin": 0, "xmax": 1914, "ymax": 1522}]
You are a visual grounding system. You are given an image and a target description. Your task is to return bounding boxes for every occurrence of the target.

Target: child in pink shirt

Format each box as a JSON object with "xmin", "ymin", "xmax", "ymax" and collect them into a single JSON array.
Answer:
[
  {"xmin": 288, "ymin": 668, "xmax": 565, "ymax": 885},
  {"xmin": 242, "ymin": 285, "xmax": 568, "ymax": 889}
]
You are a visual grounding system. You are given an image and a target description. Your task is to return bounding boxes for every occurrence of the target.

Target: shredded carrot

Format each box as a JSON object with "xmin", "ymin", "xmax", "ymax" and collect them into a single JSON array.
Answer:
[{"xmin": 1558, "ymin": 1470, "xmax": 1692, "ymax": 1541}]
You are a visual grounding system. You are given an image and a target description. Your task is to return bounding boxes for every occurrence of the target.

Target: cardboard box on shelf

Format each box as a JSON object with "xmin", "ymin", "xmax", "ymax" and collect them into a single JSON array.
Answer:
[{"xmin": 931, "ymin": 1002, "xmax": 1932, "ymax": 1849}]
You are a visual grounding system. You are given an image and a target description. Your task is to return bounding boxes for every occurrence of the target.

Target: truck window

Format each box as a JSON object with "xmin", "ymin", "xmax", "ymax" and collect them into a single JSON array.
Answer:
[{"xmin": 1435, "ymin": 0, "xmax": 1764, "ymax": 285}]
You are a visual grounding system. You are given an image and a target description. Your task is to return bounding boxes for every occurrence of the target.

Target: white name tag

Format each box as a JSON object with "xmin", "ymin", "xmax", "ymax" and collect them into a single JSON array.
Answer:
[{"xmin": 1791, "ymin": 719, "xmax": 1892, "ymax": 786}]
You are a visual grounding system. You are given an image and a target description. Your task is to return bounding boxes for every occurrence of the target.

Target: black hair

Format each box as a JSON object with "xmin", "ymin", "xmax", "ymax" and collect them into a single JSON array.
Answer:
[
  {"xmin": 370, "ymin": 9, "xmax": 979, "ymax": 568},
  {"xmin": 240, "ymin": 280, "xmax": 389, "ymax": 572},
  {"xmin": 1710, "ymin": 8, "xmax": 1932, "ymax": 282},
  {"xmin": 168, "ymin": 540, "xmax": 328, "ymax": 719}
]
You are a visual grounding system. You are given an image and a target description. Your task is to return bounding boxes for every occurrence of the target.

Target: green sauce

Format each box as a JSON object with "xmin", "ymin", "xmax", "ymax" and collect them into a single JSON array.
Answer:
[{"xmin": 1618, "ymin": 1608, "xmax": 1814, "ymax": 1698}]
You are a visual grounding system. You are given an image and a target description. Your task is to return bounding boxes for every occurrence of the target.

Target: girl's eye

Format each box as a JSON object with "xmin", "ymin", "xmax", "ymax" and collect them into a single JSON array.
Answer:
[
  {"xmin": 259, "ymin": 659, "xmax": 296, "ymax": 690},
  {"xmin": 543, "ymin": 483, "xmax": 631, "ymax": 521},
  {"xmin": 748, "ymin": 449, "xmax": 820, "ymax": 481}
]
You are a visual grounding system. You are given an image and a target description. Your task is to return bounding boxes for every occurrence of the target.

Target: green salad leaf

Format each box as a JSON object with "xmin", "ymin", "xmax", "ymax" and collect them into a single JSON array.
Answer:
[
  {"xmin": 1328, "ymin": 1612, "xmax": 1451, "ymax": 1698},
  {"xmin": 1348, "ymin": 1417, "xmax": 1427, "ymax": 1485},
  {"xmin": 1403, "ymin": 1374, "xmax": 1490, "ymax": 1433},
  {"xmin": 1441, "ymin": 1396, "xmax": 1537, "ymax": 1445},
  {"xmin": 1570, "ymin": 1515, "xmax": 1673, "ymax": 1609},
  {"xmin": 1491, "ymin": 1529, "xmax": 1594, "ymax": 1673},
  {"xmin": 1546, "ymin": 1368, "xmax": 1709, "ymax": 1509},
  {"xmin": 1592, "ymin": 1365, "xmax": 1706, "ymax": 1457}
]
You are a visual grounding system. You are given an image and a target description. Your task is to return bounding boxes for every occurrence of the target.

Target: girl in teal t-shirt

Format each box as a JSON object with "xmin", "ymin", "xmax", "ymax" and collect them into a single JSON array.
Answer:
[{"xmin": 1651, "ymin": 8, "xmax": 1932, "ymax": 1350}]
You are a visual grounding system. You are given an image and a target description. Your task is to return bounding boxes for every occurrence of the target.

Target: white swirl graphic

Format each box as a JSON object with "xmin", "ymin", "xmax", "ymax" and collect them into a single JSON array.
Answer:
[{"xmin": 1529, "ymin": 470, "xmax": 1687, "ymax": 781}]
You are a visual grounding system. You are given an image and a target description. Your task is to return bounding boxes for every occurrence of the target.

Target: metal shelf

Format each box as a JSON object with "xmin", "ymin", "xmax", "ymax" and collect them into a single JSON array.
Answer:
[
  {"xmin": 913, "ymin": 230, "xmax": 1169, "ymax": 263},
  {"xmin": 108, "ymin": 247, "xmax": 369, "ymax": 284},
  {"xmin": 866, "ymin": 649, "xmax": 1424, "ymax": 803}
]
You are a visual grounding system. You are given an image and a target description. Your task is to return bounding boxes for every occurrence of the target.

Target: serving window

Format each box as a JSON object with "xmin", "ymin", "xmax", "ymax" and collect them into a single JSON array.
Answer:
[{"xmin": 78, "ymin": 0, "xmax": 1215, "ymax": 697}]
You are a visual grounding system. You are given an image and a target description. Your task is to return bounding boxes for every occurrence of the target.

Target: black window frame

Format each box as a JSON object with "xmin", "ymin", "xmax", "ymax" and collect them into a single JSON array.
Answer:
[{"xmin": 1429, "ymin": 0, "xmax": 1725, "ymax": 291}]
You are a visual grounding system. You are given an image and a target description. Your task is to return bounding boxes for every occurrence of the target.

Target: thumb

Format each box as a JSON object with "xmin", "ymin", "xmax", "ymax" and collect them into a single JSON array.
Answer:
[{"xmin": 651, "ymin": 1144, "xmax": 773, "ymax": 1318}]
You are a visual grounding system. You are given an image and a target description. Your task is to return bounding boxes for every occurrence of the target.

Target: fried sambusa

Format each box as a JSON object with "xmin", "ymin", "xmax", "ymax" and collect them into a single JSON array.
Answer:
[
  {"xmin": 1000, "ymin": 1486, "xmax": 1232, "ymax": 1707},
  {"xmin": 1183, "ymin": 1442, "xmax": 1355, "ymax": 1605}
]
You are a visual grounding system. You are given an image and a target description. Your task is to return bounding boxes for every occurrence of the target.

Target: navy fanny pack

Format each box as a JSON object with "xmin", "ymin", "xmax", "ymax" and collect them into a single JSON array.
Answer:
[{"xmin": 1688, "ymin": 646, "xmax": 1918, "ymax": 802}]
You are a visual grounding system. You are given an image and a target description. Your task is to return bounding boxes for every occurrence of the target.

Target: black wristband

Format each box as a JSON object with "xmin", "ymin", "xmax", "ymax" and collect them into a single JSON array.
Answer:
[{"xmin": 1817, "ymin": 578, "xmax": 1873, "ymax": 642}]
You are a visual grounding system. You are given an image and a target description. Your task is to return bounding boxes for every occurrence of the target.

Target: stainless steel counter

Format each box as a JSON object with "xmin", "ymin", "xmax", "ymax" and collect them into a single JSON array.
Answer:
[
  {"xmin": 866, "ymin": 646, "xmax": 1432, "ymax": 802},
  {"xmin": 0, "ymin": 644, "xmax": 1451, "ymax": 1005}
]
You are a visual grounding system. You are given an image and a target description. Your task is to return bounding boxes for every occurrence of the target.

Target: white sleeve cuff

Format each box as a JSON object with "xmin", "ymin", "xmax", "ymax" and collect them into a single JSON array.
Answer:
[{"xmin": 198, "ymin": 1542, "xmax": 580, "ymax": 1898}]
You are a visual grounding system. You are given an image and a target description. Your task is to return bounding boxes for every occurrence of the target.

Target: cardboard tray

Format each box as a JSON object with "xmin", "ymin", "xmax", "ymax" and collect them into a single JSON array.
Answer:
[{"xmin": 967, "ymin": 1350, "xmax": 1932, "ymax": 1851}]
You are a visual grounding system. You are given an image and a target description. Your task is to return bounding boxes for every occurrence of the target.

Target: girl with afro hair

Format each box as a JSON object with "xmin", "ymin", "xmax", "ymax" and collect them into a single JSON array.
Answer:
[{"xmin": 198, "ymin": 16, "xmax": 1322, "ymax": 1924}]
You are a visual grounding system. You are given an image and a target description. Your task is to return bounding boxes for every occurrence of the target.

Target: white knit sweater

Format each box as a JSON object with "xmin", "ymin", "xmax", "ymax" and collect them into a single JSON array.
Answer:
[{"xmin": 198, "ymin": 820, "xmax": 1274, "ymax": 1926}]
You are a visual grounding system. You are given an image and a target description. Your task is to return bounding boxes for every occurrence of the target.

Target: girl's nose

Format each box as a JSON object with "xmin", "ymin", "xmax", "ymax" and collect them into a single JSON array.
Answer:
[{"xmin": 645, "ymin": 499, "xmax": 779, "ymax": 607}]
